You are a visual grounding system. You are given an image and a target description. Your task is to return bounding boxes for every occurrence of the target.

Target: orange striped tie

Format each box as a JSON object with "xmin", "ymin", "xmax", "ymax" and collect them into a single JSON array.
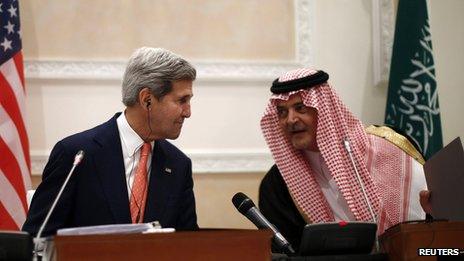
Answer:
[{"xmin": 130, "ymin": 142, "xmax": 151, "ymax": 223}]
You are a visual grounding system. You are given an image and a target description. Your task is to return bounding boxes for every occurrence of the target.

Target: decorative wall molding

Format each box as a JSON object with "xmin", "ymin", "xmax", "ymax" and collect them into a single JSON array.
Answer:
[
  {"xmin": 24, "ymin": 0, "xmax": 313, "ymax": 83},
  {"xmin": 295, "ymin": 0, "xmax": 313, "ymax": 66},
  {"xmin": 24, "ymin": 60, "xmax": 126, "ymax": 80},
  {"xmin": 372, "ymin": 0, "xmax": 395, "ymax": 85},
  {"xmin": 25, "ymin": 60, "xmax": 305, "ymax": 83},
  {"xmin": 30, "ymin": 153, "xmax": 48, "ymax": 176},
  {"xmin": 189, "ymin": 150, "xmax": 274, "ymax": 173},
  {"xmin": 30, "ymin": 150, "xmax": 274, "ymax": 175}
]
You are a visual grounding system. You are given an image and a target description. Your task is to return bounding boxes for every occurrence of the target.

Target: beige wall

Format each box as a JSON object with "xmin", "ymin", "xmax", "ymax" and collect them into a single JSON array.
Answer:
[
  {"xmin": 22, "ymin": 0, "xmax": 294, "ymax": 60},
  {"xmin": 194, "ymin": 173, "xmax": 265, "ymax": 229},
  {"xmin": 428, "ymin": 0, "xmax": 464, "ymax": 145},
  {"xmin": 23, "ymin": 0, "xmax": 464, "ymax": 229}
]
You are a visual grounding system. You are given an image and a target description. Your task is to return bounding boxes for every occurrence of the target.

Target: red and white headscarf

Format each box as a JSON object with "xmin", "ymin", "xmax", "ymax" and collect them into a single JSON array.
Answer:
[{"xmin": 261, "ymin": 68, "xmax": 421, "ymax": 234}]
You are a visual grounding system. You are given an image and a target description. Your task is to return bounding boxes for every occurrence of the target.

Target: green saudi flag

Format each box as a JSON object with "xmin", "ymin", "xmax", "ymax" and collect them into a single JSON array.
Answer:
[{"xmin": 384, "ymin": 0, "xmax": 443, "ymax": 159}]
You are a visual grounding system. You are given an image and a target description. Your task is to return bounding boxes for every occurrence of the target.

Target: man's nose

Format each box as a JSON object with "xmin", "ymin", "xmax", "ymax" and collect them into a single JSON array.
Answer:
[
  {"xmin": 287, "ymin": 109, "xmax": 298, "ymax": 124},
  {"xmin": 183, "ymin": 104, "xmax": 191, "ymax": 118}
]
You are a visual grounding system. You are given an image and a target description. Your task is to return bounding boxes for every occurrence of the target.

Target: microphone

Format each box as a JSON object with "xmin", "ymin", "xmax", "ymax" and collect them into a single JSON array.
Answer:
[
  {"xmin": 342, "ymin": 139, "xmax": 376, "ymax": 223},
  {"xmin": 343, "ymin": 138, "xmax": 380, "ymax": 252},
  {"xmin": 33, "ymin": 150, "xmax": 85, "ymax": 260},
  {"xmin": 232, "ymin": 192, "xmax": 295, "ymax": 255}
]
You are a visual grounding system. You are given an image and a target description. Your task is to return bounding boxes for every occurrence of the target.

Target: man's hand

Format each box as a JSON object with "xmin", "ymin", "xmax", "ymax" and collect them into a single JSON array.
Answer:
[{"xmin": 419, "ymin": 190, "xmax": 433, "ymax": 215}]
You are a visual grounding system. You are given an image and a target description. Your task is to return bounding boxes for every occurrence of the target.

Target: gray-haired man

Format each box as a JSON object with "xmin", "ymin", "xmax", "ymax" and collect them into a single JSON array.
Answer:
[{"xmin": 23, "ymin": 47, "xmax": 198, "ymax": 236}]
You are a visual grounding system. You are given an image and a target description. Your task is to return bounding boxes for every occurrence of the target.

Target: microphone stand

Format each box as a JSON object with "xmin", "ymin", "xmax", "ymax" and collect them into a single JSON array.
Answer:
[
  {"xmin": 343, "ymin": 139, "xmax": 380, "ymax": 253},
  {"xmin": 33, "ymin": 150, "xmax": 84, "ymax": 261}
]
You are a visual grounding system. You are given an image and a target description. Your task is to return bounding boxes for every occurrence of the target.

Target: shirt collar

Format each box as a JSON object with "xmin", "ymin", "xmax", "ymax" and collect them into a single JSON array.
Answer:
[
  {"xmin": 117, "ymin": 112, "xmax": 153, "ymax": 157},
  {"xmin": 304, "ymin": 150, "xmax": 325, "ymax": 176},
  {"xmin": 304, "ymin": 150, "xmax": 321, "ymax": 165}
]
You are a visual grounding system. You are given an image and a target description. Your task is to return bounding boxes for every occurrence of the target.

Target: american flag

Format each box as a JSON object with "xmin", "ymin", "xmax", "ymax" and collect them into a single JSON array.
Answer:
[{"xmin": 0, "ymin": 0, "xmax": 31, "ymax": 230}]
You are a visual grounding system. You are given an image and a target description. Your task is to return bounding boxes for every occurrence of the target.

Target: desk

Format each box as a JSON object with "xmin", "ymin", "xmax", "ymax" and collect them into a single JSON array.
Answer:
[
  {"xmin": 379, "ymin": 221, "xmax": 464, "ymax": 260},
  {"xmin": 53, "ymin": 229, "xmax": 272, "ymax": 261}
]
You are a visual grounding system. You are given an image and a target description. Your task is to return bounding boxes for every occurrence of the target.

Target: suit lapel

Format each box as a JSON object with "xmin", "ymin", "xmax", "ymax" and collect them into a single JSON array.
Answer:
[
  {"xmin": 93, "ymin": 113, "xmax": 131, "ymax": 223},
  {"xmin": 144, "ymin": 141, "xmax": 175, "ymax": 223}
]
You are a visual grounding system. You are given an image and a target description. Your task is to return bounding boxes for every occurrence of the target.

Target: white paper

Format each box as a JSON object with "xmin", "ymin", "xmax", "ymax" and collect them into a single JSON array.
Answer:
[{"xmin": 56, "ymin": 222, "xmax": 175, "ymax": 236}]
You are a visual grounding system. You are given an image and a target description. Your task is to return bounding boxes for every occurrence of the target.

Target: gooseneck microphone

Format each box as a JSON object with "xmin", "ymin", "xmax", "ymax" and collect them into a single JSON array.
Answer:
[
  {"xmin": 342, "ymin": 139, "xmax": 376, "ymax": 223},
  {"xmin": 343, "ymin": 138, "xmax": 380, "ymax": 252},
  {"xmin": 232, "ymin": 192, "xmax": 295, "ymax": 255},
  {"xmin": 33, "ymin": 150, "xmax": 85, "ymax": 260}
]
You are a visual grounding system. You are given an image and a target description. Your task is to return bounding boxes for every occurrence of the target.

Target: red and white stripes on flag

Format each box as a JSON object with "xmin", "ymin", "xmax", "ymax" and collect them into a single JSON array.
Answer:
[{"xmin": 0, "ymin": 0, "xmax": 31, "ymax": 231}]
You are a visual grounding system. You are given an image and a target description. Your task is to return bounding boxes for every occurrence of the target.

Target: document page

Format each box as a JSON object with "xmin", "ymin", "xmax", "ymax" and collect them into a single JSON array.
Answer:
[{"xmin": 424, "ymin": 137, "xmax": 464, "ymax": 221}]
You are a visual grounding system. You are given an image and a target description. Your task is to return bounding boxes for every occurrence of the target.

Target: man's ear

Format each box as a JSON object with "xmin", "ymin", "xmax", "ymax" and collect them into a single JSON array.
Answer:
[{"xmin": 138, "ymin": 87, "xmax": 152, "ymax": 110}]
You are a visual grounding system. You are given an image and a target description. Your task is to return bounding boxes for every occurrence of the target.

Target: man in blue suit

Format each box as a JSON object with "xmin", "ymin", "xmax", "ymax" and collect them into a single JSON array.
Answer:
[{"xmin": 23, "ymin": 47, "xmax": 198, "ymax": 236}]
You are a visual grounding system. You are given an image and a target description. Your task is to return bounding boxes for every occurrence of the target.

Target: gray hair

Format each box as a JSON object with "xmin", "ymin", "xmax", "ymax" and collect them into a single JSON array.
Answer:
[{"xmin": 122, "ymin": 47, "xmax": 196, "ymax": 106}]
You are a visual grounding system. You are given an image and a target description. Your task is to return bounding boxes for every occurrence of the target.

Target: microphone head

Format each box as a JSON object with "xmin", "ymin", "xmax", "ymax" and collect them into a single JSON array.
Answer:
[
  {"xmin": 77, "ymin": 150, "xmax": 85, "ymax": 157},
  {"xmin": 73, "ymin": 150, "xmax": 85, "ymax": 166},
  {"xmin": 232, "ymin": 192, "xmax": 255, "ymax": 215}
]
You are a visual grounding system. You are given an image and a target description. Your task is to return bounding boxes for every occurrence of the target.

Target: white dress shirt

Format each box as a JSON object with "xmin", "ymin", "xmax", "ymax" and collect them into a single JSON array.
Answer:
[
  {"xmin": 304, "ymin": 151, "xmax": 355, "ymax": 221},
  {"xmin": 116, "ymin": 112, "xmax": 154, "ymax": 199}
]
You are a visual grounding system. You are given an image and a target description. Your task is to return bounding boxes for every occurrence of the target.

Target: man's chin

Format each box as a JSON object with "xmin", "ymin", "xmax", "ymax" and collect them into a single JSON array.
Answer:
[
  {"xmin": 291, "ymin": 136, "xmax": 316, "ymax": 150},
  {"xmin": 291, "ymin": 140, "xmax": 307, "ymax": 150},
  {"xmin": 166, "ymin": 132, "xmax": 181, "ymax": 140}
]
